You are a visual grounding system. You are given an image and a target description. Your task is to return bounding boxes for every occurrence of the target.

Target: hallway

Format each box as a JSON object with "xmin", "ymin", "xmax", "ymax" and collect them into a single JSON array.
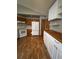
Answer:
[{"xmin": 17, "ymin": 36, "xmax": 51, "ymax": 59}]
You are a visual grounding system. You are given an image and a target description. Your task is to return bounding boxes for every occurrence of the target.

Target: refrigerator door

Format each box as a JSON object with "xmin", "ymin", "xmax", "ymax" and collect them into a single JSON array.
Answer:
[{"xmin": 32, "ymin": 21, "xmax": 39, "ymax": 35}]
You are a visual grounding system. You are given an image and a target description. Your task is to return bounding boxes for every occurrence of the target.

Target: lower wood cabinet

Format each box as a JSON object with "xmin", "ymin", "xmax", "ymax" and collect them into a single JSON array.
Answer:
[{"xmin": 44, "ymin": 31, "xmax": 62, "ymax": 59}]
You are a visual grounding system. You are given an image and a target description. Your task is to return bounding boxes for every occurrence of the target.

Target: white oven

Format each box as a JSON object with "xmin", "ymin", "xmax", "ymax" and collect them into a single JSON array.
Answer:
[{"xmin": 19, "ymin": 29, "xmax": 27, "ymax": 38}]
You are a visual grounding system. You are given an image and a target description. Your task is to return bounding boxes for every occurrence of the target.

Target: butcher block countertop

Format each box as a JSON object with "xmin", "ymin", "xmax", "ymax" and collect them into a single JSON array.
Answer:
[{"xmin": 45, "ymin": 30, "xmax": 62, "ymax": 43}]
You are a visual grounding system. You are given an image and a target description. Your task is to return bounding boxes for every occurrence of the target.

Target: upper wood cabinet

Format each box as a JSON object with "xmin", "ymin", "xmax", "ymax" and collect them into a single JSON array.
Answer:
[
  {"xmin": 41, "ymin": 19, "xmax": 49, "ymax": 30},
  {"xmin": 17, "ymin": 16, "xmax": 26, "ymax": 22},
  {"xmin": 26, "ymin": 19, "xmax": 32, "ymax": 25},
  {"xmin": 17, "ymin": 16, "xmax": 32, "ymax": 25},
  {"xmin": 48, "ymin": 0, "xmax": 62, "ymax": 21}
]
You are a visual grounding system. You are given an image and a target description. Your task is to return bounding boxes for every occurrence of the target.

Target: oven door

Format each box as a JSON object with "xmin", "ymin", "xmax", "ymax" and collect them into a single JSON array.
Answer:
[{"xmin": 19, "ymin": 29, "xmax": 27, "ymax": 38}]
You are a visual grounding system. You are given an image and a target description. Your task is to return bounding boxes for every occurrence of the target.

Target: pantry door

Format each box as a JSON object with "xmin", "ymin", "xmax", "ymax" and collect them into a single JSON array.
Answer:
[{"xmin": 32, "ymin": 21, "xmax": 39, "ymax": 36}]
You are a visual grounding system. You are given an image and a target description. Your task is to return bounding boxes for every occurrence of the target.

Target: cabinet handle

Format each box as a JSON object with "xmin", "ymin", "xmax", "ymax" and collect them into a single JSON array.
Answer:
[{"xmin": 54, "ymin": 45, "xmax": 57, "ymax": 49}]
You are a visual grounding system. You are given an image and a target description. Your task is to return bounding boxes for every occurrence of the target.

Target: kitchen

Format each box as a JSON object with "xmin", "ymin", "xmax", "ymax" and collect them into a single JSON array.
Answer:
[
  {"xmin": 1, "ymin": 0, "xmax": 79, "ymax": 59},
  {"xmin": 17, "ymin": 0, "xmax": 62, "ymax": 59}
]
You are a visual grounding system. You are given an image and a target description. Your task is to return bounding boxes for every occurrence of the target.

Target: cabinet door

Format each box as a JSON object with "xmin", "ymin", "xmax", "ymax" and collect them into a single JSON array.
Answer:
[
  {"xmin": 52, "ymin": 45, "xmax": 57, "ymax": 59},
  {"xmin": 48, "ymin": 0, "xmax": 58, "ymax": 20},
  {"xmin": 56, "ymin": 47, "xmax": 62, "ymax": 59},
  {"xmin": 54, "ymin": 40, "xmax": 62, "ymax": 59},
  {"xmin": 50, "ymin": 38, "xmax": 62, "ymax": 59}
]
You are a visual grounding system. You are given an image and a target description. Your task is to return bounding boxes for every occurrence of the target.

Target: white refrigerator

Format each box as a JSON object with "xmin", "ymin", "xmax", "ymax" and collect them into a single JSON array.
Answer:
[{"xmin": 32, "ymin": 21, "xmax": 39, "ymax": 35}]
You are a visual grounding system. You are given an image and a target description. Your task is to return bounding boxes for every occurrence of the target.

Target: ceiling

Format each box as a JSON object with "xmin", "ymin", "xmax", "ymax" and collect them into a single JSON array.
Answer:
[{"xmin": 17, "ymin": 0, "xmax": 55, "ymax": 16}]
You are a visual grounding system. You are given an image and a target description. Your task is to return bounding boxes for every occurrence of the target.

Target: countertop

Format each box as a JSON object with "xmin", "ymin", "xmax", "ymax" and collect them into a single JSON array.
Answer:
[{"xmin": 45, "ymin": 30, "xmax": 62, "ymax": 43}]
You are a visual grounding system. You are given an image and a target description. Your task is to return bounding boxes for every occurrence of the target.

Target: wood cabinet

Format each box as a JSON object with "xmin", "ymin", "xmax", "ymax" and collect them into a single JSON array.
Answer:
[
  {"xmin": 17, "ymin": 16, "xmax": 26, "ymax": 22},
  {"xmin": 44, "ymin": 31, "xmax": 62, "ymax": 59},
  {"xmin": 26, "ymin": 19, "xmax": 32, "ymax": 25},
  {"xmin": 27, "ymin": 29, "xmax": 32, "ymax": 36},
  {"xmin": 42, "ymin": 20, "xmax": 49, "ymax": 30},
  {"xmin": 41, "ymin": 19, "xmax": 49, "ymax": 36},
  {"xmin": 17, "ymin": 16, "xmax": 32, "ymax": 25},
  {"xmin": 48, "ymin": 0, "xmax": 62, "ymax": 21}
]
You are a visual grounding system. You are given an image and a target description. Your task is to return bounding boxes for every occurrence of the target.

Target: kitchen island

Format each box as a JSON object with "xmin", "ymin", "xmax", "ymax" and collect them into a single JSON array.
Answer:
[
  {"xmin": 45, "ymin": 30, "xmax": 62, "ymax": 43},
  {"xmin": 43, "ymin": 30, "xmax": 62, "ymax": 59}
]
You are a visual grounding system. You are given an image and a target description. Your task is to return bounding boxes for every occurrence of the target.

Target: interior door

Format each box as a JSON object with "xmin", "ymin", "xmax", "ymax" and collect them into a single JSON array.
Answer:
[{"xmin": 32, "ymin": 21, "xmax": 39, "ymax": 35}]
